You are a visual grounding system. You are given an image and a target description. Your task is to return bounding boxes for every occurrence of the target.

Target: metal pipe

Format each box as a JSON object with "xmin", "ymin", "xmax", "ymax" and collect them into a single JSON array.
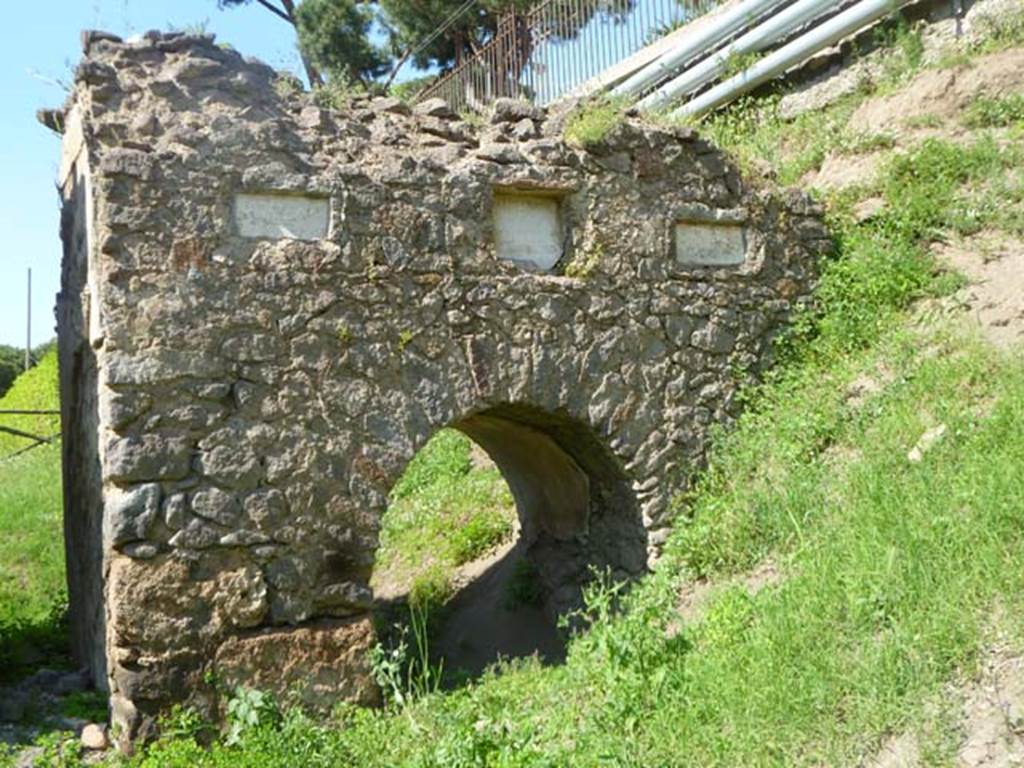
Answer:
[
  {"xmin": 638, "ymin": 0, "xmax": 837, "ymax": 111},
  {"xmin": 611, "ymin": 0, "xmax": 788, "ymax": 98},
  {"xmin": 672, "ymin": 0, "xmax": 909, "ymax": 118}
]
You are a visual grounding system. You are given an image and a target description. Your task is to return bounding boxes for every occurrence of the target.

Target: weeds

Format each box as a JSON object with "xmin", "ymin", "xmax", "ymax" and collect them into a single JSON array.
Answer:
[
  {"xmin": 225, "ymin": 688, "xmax": 281, "ymax": 746},
  {"xmin": 563, "ymin": 97, "xmax": 627, "ymax": 147},
  {"xmin": 272, "ymin": 73, "xmax": 303, "ymax": 100},
  {"xmin": 969, "ymin": 3, "xmax": 1024, "ymax": 53},
  {"xmin": 964, "ymin": 93, "xmax": 1024, "ymax": 128},
  {"xmin": 369, "ymin": 600, "xmax": 443, "ymax": 708},
  {"xmin": 503, "ymin": 558, "xmax": 543, "ymax": 609},
  {"xmin": 563, "ymin": 241, "xmax": 602, "ymax": 279},
  {"xmin": 874, "ymin": 19, "xmax": 925, "ymax": 89},
  {"xmin": 313, "ymin": 78, "xmax": 367, "ymax": 110}
]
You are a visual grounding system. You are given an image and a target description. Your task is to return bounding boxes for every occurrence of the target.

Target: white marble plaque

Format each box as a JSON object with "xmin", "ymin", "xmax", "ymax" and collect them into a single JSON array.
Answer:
[
  {"xmin": 235, "ymin": 193, "xmax": 330, "ymax": 240},
  {"xmin": 675, "ymin": 222, "xmax": 746, "ymax": 267},
  {"xmin": 493, "ymin": 195, "xmax": 562, "ymax": 272}
]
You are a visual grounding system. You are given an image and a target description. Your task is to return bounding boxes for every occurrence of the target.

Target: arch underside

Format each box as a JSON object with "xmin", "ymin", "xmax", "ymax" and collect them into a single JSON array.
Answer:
[
  {"xmin": 436, "ymin": 404, "xmax": 645, "ymax": 621},
  {"xmin": 371, "ymin": 403, "xmax": 648, "ymax": 677}
]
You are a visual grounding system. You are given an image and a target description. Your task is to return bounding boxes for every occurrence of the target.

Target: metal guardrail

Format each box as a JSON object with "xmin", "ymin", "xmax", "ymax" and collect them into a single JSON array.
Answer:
[{"xmin": 417, "ymin": 0, "xmax": 725, "ymax": 112}]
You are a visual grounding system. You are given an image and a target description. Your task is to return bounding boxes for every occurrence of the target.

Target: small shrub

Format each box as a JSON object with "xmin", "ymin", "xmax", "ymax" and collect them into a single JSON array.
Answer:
[
  {"xmin": 564, "ymin": 98, "xmax": 627, "ymax": 148},
  {"xmin": 369, "ymin": 600, "xmax": 442, "ymax": 708},
  {"xmin": 272, "ymin": 73, "xmax": 303, "ymax": 100},
  {"xmin": 313, "ymin": 78, "xmax": 367, "ymax": 110}
]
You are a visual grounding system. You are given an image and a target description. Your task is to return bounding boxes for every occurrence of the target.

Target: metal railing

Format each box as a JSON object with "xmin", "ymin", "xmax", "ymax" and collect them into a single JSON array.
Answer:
[{"xmin": 416, "ymin": 0, "xmax": 725, "ymax": 112}]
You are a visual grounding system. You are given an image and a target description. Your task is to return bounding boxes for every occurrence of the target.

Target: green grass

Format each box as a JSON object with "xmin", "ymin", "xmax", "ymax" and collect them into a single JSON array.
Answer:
[
  {"xmin": 563, "ymin": 97, "xmax": 627, "ymax": 148},
  {"xmin": 964, "ymin": 93, "xmax": 1024, "ymax": 129},
  {"xmin": 0, "ymin": 442, "xmax": 67, "ymax": 683},
  {"xmin": 0, "ymin": 349, "xmax": 66, "ymax": 682},
  {"xmin": 0, "ymin": 348, "xmax": 60, "ymax": 457},
  {"xmin": 122, "ymin": 325, "xmax": 1024, "ymax": 768},
  {"xmin": 374, "ymin": 429, "xmax": 515, "ymax": 607}
]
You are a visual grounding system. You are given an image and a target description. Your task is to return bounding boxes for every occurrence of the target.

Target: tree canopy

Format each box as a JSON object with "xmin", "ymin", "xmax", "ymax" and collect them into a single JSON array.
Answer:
[{"xmin": 216, "ymin": 0, "xmax": 532, "ymax": 88}]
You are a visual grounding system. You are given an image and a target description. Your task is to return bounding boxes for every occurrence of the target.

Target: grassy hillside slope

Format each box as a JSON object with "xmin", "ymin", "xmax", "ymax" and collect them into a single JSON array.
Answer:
[
  {"xmin": 0, "ymin": 350, "xmax": 60, "ymax": 457},
  {"xmin": 5, "ymin": 11, "xmax": 1024, "ymax": 767}
]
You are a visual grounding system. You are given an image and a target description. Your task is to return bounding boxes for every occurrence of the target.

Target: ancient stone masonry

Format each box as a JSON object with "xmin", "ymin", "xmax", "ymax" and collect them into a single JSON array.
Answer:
[{"xmin": 55, "ymin": 28, "xmax": 828, "ymax": 744}]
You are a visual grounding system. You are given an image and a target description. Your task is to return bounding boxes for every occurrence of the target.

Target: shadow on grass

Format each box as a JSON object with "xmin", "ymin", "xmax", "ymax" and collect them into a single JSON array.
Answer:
[
  {"xmin": 374, "ymin": 540, "xmax": 569, "ymax": 694},
  {"xmin": 0, "ymin": 599, "xmax": 72, "ymax": 687}
]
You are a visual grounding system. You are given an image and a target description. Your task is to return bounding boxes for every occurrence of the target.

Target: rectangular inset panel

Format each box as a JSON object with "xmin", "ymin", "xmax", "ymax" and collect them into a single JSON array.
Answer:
[
  {"xmin": 234, "ymin": 193, "xmax": 330, "ymax": 240},
  {"xmin": 493, "ymin": 195, "xmax": 562, "ymax": 272},
  {"xmin": 675, "ymin": 222, "xmax": 746, "ymax": 267}
]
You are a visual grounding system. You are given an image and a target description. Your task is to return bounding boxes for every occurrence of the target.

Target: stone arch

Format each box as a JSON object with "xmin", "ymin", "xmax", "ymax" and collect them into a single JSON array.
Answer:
[
  {"xmin": 54, "ymin": 30, "xmax": 828, "ymax": 744},
  {"xmin": 379, "ymin": 401, "xmax": 647, "ymax": 623}
]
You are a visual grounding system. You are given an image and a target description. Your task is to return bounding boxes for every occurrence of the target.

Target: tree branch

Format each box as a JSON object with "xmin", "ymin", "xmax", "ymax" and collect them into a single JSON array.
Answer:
[
  {"xmin": 275, "ymin": 0, "xmax": 324, "ymax": 85},
  {"xmin": 383, "ymin": 47, "xmax": 415, "ymax": 90},
  {"xmin": 253, "ymin": 0, "xmax": 293, "ymax": 23}
]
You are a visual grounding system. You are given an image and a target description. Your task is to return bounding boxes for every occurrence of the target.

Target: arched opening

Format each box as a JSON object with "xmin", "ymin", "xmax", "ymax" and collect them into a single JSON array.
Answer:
[{"xmin": 371, "ymin": 405, "xmax": 646, "ymax": 682}]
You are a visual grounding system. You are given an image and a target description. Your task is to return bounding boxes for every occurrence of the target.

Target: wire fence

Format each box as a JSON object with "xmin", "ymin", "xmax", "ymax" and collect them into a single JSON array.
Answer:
[
  {"xmin": 417, "ymin": 0, "xmax": 725, "ymax": 112},
  {"xmin": 0, "ymin": 409, "xmax": 60, "ymax": 461}
]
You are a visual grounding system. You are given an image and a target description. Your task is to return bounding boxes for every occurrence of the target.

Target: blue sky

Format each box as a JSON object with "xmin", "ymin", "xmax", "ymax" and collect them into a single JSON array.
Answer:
[{"xmin": 0, "ymin": 0, "xmax": 308, "ymax": 348}]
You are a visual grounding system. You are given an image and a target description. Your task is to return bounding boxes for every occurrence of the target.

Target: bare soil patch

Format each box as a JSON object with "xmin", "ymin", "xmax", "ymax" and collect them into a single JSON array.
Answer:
[
  {"xmin": 672, "ymin": 558, "xmax": 782, "ymax": 630},
  {"xmin": 850, "ymin": 49, "xmax": 1024, "ymax": 137},
  {"xmin": 934, "ymin": 231, "xmax": 1024, "ymax": 349}
]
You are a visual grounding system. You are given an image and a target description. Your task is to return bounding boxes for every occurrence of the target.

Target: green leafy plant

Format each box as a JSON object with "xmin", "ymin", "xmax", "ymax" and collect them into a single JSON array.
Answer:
[
  {"xmin": 369, "ymin": 600, "xmax": 443, "ymax": 708},
  {"xmin": 61, "ymin": 690, "xmax": 108, "ymax": 722},
  {"xmin": 225, "ymin": 687, "xmax": 281, "ymax": 746},
  {"xmin": 158, "ymin": 704, "xmax": 214, "ymax": 742}
]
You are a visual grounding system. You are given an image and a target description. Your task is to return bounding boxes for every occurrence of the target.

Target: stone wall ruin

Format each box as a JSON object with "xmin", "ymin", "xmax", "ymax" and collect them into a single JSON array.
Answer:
[{"xmin": 55, "ymin": 29, "xmax": 828, "ymax": 743}]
